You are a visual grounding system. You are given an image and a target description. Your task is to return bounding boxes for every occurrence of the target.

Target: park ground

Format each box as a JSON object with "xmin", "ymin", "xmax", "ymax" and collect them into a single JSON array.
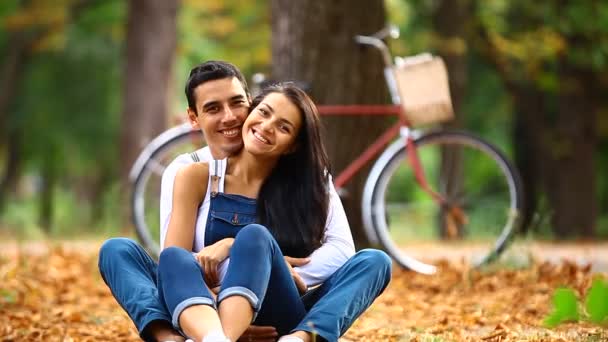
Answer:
[{"xmin": 0, "ymin": 240, "xmax": 607, "ymax": 341}]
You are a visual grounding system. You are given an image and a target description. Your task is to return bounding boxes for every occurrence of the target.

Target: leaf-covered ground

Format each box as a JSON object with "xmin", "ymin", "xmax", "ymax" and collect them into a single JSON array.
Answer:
[{"xmin": 0, "ymin": 241, "xmax": 606, "ymax": 341}]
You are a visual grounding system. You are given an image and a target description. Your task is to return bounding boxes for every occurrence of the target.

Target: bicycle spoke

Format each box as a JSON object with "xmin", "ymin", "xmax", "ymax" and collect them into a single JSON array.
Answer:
[
  {"xmin": 131, "ymin": 128, "xmax": 207, "ymax": 257},
  {"xmin": 364, "ymin": 130, "xmax": 522, "ymax": 271}
]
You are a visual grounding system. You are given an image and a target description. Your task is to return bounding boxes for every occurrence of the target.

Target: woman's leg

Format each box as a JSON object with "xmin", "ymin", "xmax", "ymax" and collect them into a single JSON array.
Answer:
[
  {"xmin": 217, "ymin": 224, "xmax": 307, "ymax": 341},
  {"xmin": 98, "ymin": 238, "xmax": 184, "ymax": 342},
  {"xmin": 290, "ymin": 249, "xmax": 392, "ymax": 342},
  {"xmin": 157, "ymin": 246, "xmax": 222, "ymax": 341}
]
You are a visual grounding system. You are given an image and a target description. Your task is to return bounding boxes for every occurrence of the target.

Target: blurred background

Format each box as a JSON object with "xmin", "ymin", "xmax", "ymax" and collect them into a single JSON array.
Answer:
[{"xmin": 0, "ymin": 0, "xmax": 606, "ymax": 246}]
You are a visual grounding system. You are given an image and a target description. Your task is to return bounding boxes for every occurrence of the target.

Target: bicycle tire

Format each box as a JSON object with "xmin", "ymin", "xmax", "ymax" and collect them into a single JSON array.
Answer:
[
  {"xmin": 130, "ymin": 124, "xmax": 205, "ymax": 257},
  {"xmin": 362, "ymin": 130, "xmax": 523, "ymax": 274}
]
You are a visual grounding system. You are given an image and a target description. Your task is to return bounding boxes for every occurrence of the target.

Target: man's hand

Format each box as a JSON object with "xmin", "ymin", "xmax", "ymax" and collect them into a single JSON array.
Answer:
[
  {"xmin": 195, "ymin": 238, "xmax": 233, "ymax": 287},
  {"xmin": 237, "ymin": 325, "xmax": 278, "ymax": 342},
  {"xmin": 284, "ymin": 256, "xmax": 310, "ymax": 294}
]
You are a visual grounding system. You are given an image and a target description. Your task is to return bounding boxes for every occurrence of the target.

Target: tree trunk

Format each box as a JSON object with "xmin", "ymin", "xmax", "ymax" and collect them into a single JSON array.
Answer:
[
  {"xmin": 0, "ymin": 32, "xmax": 29, "ymax": 212},
  {"xmin": 543, "ymin": 65, "xmax": 597, "ymax": 237},
  {"xmin": 119, "ymin": 0, "xmax": 179, "ymax": 227},
  {"xmin": 0, "ymin": 129, "xmax": 22, "ymax": 211},
  {"xmin": 39, "ymin": 154, "xmax": 57, "ymax": 233},
  {"xmin": 471, "ymin": 4, "xmax": 599, "ymax": 238},
  {"xmin": 120, "ymin": 0, "xmax": 179, "ymax": 190},
  {"xmin": 270, "ymin": 0, "xmax": 388, "ymax": 248},
  {"xmin": 511, "ymin": 85, "xmax": 545, "ymax": 232},
  {"xmin": 432, "ymin": 0, "xmax": 468, "ymax": 127},
  {"xmin": 432, "ymin": 0, "xmax": 470, "ymax": 237}
]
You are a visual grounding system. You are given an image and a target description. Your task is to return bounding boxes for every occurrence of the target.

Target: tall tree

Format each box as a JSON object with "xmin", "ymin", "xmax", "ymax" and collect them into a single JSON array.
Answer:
[
  {"xmin": 120, "ymin": 0, "xmax": 179, "ymax": 192},
  {"xmin": 0, "ymin": 31, "xmax": 29, "ymax": 212},
  {"xmin": 0, "ymin": 0, "xmax": 123, "ymax": 231},
  {"xmin": 270, "ymin": 0, "xmax": 389, "ymax": 247},
  {"xmin": 432, "ymin": 0, "xmax": 469, "ymax": 126},
  {"xmin": 472, "ymin": 1, "xmax": 604, "ymax": 236},
  {"xmin": 432, "ymin": 0, "xmax": 470, "ymax": 237}
]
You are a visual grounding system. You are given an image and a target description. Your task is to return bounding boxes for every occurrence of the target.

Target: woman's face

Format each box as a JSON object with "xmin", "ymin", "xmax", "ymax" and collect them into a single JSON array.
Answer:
[{"xmin": 242, "ymin": 92, "xmax": 302, "ymax": 158}]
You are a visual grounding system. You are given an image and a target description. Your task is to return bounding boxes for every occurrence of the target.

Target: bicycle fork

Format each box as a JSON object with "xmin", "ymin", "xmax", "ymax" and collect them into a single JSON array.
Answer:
[{"xmin": 401, "ymin": 127, "xmax": 468, "ymax": 239}]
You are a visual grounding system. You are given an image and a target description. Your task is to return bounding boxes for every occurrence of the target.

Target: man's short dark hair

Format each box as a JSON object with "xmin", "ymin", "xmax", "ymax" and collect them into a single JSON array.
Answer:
[{"xmin": 185, "ymin": 60, "xmax": 250, "ymax": 113}]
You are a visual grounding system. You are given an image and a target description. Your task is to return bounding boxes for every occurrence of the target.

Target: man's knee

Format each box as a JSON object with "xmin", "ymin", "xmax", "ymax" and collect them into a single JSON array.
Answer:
[
  {"xmin": 355, "ymin": 249, "xmax": 392, "ymax": 283},
  {"xmin": 158, "ymin": 246, "xmax": 190, "ymax": 266},
  {"xmin": 98, "ymin": 237, "xmax": 145, "ymax": 282},
  {"xmin": 99, "ymin": 238, "xmax": 138, "ymax": 266}
]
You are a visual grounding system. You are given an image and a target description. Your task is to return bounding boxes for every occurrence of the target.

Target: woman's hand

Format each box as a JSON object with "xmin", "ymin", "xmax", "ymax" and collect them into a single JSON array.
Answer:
[
  {"xmin": 284, "ymin": 256, "xmax": 310, "ymax": 294},
  {"xmin": 195, "ymin": 238, "xmax": 234, "ymax": 287}
]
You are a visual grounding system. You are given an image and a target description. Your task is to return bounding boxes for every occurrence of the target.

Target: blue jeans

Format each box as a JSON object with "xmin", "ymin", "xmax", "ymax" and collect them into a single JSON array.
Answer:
[
  {"xmin": 297, "ymin": 248, "xmax": 392, "ymax": 341},
  {"xmin": 98, "ymin": 237, "xmax": 170, "ymax": 341},
  {"xmin": 158, "ymin": 224, "xmax": 308, "ymax": 335},
  {"xmin": 99, "ymin": 237, "xmax": 391, "ymax": 341}
]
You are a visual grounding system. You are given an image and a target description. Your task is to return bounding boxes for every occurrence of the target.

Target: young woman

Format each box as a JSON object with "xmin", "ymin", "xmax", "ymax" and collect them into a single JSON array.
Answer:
[{"xmin": 158, "ymin": 83, "xmax": 391, "ymax": 342}]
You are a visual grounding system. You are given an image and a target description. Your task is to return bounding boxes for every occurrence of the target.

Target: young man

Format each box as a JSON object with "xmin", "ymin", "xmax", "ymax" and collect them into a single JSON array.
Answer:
[{"xmin": 99, "ymin": 61, "xmax": 391, "ymax": 342}]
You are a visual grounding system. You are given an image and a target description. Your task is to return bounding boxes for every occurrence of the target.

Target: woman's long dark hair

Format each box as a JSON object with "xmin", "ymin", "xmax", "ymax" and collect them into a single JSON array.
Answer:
[{"xmin": 252, "ymin": 83, "xmax": 331, "ymax": 258}]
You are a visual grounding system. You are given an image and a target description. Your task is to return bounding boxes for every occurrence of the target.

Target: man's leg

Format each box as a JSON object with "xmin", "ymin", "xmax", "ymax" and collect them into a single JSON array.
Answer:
[
  {"xmin": 98, "ymin": 238, "xmax": 177, "ymax": 341},
  {"xmin": 294, "ymin": 249, "xmax": 392, "ymax": 342}
]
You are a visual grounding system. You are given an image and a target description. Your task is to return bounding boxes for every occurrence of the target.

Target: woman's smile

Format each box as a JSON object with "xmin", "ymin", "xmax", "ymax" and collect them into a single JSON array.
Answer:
[{"xmin": 251, "ymin": 127, "xmax": 271, "ymax": 145}]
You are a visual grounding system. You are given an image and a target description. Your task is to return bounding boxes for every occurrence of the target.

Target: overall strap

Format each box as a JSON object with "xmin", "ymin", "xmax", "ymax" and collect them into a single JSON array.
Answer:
[{"xmin": 209, "ymin": 158, "xmax": 227, "ymax": 195}]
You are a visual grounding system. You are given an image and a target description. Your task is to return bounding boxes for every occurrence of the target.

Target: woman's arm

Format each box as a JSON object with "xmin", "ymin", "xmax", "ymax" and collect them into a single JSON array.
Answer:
[
  {"xmin": 295, "ymin": 179, "xmax": 356, "ymax": 286},
  {"xmin": 164, "ymin": 163, "xmax": 209, "ymax": 250}
]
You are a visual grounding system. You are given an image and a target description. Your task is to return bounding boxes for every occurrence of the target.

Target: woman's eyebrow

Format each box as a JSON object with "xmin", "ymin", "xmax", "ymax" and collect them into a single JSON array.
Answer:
[
  {"xmin": 261, "ymin": 102, "xmax": 275, "ymax": 113},
  {"xmin": 279, "ymin": 118, "xmax": 295, "ymax": 128}
]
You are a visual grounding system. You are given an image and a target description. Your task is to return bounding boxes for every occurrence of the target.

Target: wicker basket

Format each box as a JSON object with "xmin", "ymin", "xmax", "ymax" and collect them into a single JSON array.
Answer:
[{"xmin": 394, "ymin": 54, "xmax": 454, "ymax": 126}]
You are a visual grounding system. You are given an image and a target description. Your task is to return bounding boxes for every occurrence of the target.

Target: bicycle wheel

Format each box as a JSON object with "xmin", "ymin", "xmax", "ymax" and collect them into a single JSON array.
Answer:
[
  {"xmin": 362, "ymin": 130, "xmax": 523, "ymax": 274},
  {"xmin": 130, "ymin": 123, "xmax": 206, "ymax": 257}
]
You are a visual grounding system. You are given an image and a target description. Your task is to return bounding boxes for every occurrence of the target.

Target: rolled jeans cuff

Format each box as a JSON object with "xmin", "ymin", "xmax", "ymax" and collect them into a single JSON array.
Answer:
[
  {"xmin": 172, "ymin": 297, "xmax": 216, "ymax": 330},
  {"xmin": 217, "ymin": 286, "xmax": 260, "ymax": 321}
]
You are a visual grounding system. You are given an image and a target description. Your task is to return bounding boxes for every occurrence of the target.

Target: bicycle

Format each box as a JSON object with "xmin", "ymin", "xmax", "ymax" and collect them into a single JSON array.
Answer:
[{"xmin": 129, "ymin": 26, "xmax": 523, "ymax": 275}]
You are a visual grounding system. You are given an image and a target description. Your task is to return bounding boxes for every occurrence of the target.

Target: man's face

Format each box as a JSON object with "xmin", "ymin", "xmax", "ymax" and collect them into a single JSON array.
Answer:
[{"xmin": 188, "ymin": 77, "xmax": 250, "ymax": 159}]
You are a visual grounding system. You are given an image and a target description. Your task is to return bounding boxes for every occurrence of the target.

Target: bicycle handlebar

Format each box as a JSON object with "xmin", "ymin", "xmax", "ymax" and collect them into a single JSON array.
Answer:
[
  {"xmin": 354, "ymin": 25, "xmax": 400, "ymax": 68},
  {"xmin": 354, "ymin": 25, "xmax": 403, "ymax": 105},
  {"xmin": 371, "ymin": 25, "xmax": 400, "ymax": 40}
]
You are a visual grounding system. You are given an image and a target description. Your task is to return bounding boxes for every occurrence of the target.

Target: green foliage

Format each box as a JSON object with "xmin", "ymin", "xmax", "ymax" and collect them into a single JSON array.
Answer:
[
  {"xmin": 544, "ymin": 278, "xmax": 608, "ymax": 328},
  {"xmin": 0, "ymin": 0, "xmax": 269, "ymax": 235},
  {"xmin": 0, "ymin": 288, "xmax": 16, "ymax": 304},
  {"xmin": 474, "ymin": 0, "xmax": 608, "ymax": 86},
  {"xmin": 544, "ymin": 287, "xmax": 580, "ymax": 327},
  {"xmin": 585, "ymin": 278, "xmax": 608, "ymax": 324}
]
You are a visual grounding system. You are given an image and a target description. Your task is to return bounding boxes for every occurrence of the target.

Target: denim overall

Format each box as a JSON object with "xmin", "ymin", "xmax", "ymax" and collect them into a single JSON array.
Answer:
[{"xmin": 203, "ymin": 191, "xmax": 257, "ymax": 247}]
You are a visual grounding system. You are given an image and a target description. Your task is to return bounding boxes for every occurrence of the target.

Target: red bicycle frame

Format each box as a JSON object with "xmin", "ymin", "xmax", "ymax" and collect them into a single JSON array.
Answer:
[{"xmin": 317, "ymin": 104, "xmax": 446, "ymax": 205}]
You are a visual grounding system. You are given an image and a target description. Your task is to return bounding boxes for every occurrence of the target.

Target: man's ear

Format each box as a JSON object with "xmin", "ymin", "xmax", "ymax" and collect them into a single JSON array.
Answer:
[{"xmin": 187, "ymin": 108, "xmax": 199, "ymax": 129}]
